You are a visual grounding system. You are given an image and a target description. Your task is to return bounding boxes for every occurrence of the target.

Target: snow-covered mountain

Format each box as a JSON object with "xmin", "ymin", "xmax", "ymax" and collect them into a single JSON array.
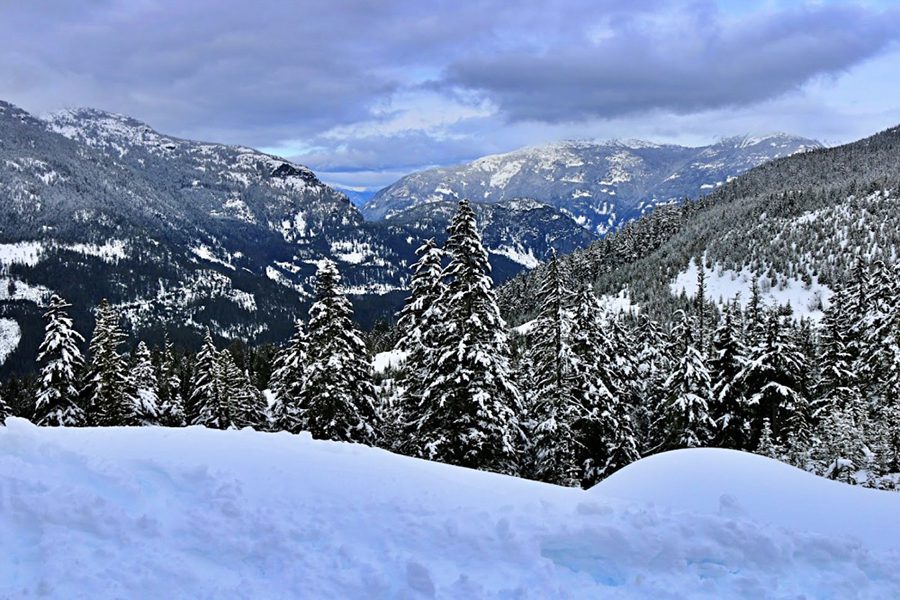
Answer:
[
  {"xmin": 2, "ymin": 418, "xmax": 898, "ymax": 597},
  {"xmin": 0, "ymin": 101, "xmax": 593, "ymax": 373},
  {"xmin": 499, "ymin": 123, "xmax": 900, "ymax": 327},
  {"xmin": 364, "ymin": 135, "xmax": 822, "ymax": 234}
]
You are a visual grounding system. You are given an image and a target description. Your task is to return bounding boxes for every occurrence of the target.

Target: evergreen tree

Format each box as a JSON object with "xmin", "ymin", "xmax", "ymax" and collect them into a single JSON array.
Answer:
[
  {"xmin": 0, "ymin": 389, "xmax": 11, "ymax": 423},
  {"xmin": 395, "ymin": 239, "xmax": 446, "ymax": 446},
  {"xmin": 190, "ymin": 329, "xmax": 230, "ymax": 429},
  {"xmin": 709, "ymin": 300, "xmax": 751, "ymax": 449},
  {"xmin": 299, "ymin": 260, "xmax": 380, "ymax": 443},
  {"xmin": 130, "ymin": 341, "xmax": 160, "ymax": 425},
  {"xmin": 654, "ymin": 310, "xmax": 715, "ymax": 451},
  {"xmin": 33, "ymin": 294, "xmax": 86, "ymax": 426},
  {"xmin": 269, "ymin": 320, "xmax": 309, "ymax": 432},
  {"xmin": 631, "ymin": 314, "xmax": 669, "ymax": 451},
  {"xmin": 569, "ymin": 289, "xmax": 639, "ymax": 487},
  {"xmin": 522, "ymin": 250, "xmax": 580, "ymax": 486},
  {"xmin": 815, "ymin": 290, "xmax": 863, "ymax": 424},
  {"xmin": 737, "ymin": 310, "xmax": 810, "ymax": 447},
  {"xmin": 83, "ymin": 299, "xmax": 132, "ymax": 426},
  {"xmin": 156, "ymin": 333, "xmax": 185, "ymax": 426},
  {"xmin": 755, "ymin": 418, "xmax": 783, "ymax": 460},
  {"xmin": 694, "ymin": 256, "xmax": 710, "ymax": 351},
  {"xmin": 811, "ymin": 407, "xmax": 868, "ymax": 484},
  {"xmin": 411, "ymin": 199, "xmax": 523, "ymax": 474},
  {"xmin": 217, "ymin": 349, "xmax": 267, "ymax": 429}
]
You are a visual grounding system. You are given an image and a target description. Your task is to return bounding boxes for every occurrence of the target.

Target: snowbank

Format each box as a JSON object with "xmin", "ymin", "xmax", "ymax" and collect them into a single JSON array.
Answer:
[
  {"xmin": 594, "ymin": 448, "xmax": 900, "ymax": 552},
  {"xmin": 2, "ymin": 419, "xmax": 899, "ymax": 598}
]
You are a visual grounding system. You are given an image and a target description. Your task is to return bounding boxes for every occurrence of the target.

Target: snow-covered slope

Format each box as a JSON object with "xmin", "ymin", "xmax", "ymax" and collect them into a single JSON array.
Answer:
[
  {"xmin": 0, "ymin": 100, "xmax": 598, "ymax": 371},
  {"xmin": 365, "ymin": 135, "xmax": 822, "ymax": 234},
  {"xmin": 2, "ymin": 418, "xmax": 898, "ymax": 598}
]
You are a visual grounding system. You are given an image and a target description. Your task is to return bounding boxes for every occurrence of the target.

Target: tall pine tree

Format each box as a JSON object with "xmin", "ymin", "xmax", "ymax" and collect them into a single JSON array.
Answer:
[
  {"xmin": 83, "ymin": 299, "xmax": 133, "ymax": 426},
  {"xmin": 395, "ymin": 238, "xmax": 446, "ymax": 447},
  {"xmin": 269, "ymin": 319, "xmax": 309, "ymax": 432},
  {"xmin": 130, "ymin": 341, "xmax": 160, "ymax": 425},
  {"xmin": 410, "ymin": 199, "xmax": 523, "ymax": 474},
  {"xmin": 156, "ymin": 333, "xmax": 185, "ymax": 426},
  {"xmin": 299, "ymin": 260, "xmax": 380, "ymax": 443},
  {"xmin": 190, "ymin": 329, "xmax": 230, "ymax": 429},
  {"xmin": 522, "ymin": 251, "xmax": 580, "ymax": 486},
  {"xmin": 654, "ymin": 310, "xmax": 715, "ymax": 451},
  {"xmin": 570, "ymin": 289, "xmax": 639, "ymax": 487},
  {"xmin": 33, "ymin": 294, "xmax": 86, "ymax": 426}
]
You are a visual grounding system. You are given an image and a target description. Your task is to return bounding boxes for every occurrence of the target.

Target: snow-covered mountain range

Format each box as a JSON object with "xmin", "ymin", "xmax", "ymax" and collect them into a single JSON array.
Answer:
[
  {"xmin": 0, "ymin": 101, "xmax": 592, "ymax": 372},
  {"xmin": 364, "ymin": 135, "xmax": 822, "ymax": 234}
]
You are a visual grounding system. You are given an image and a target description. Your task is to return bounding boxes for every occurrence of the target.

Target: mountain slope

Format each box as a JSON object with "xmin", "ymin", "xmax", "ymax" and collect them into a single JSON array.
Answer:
[
  {"xmin": 2, "ymin": 418, "xmax": 898, "ymax": 597},
  {"xmin": 0, "ymin": 101, "xmax": 595, "ymax": 374},
  {"xmin": 499, "ymin": 124, "xmax": 900, "ymax": 325},
  {"xmin": 364, "ymin": 135, "xmax": 822, "ymax": 234}
]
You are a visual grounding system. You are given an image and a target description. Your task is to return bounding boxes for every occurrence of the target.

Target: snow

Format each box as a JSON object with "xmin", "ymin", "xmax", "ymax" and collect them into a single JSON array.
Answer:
[
  {"xmin": 489, "ymin": 245, "xmax": 540, "ymax": 269},
  {"xmin": 0, "ymin": 240, "xmax": 127, "ymax": 267},
  {"xmin": 190, "ymin": 244, "xmax": 235, "ymax": 271},
  {"xmin": 0, "ymin": 318, "xmax": 21, "ymax": 365},
  {"xmin": 596, "ymin": 448, "xmax": 900, "ymax": 552},
  {"xmin": 0, "ymin": 241, "xmax": 45, "ymax": 267},
  {"xmin": 65, "ymin": 240, "xmax": 128, "ymax": 263},
  {"xmin": 373, "ymin": 349, "xmax": 408, "ymax": 373},
  {"xmin": 1, "ymin": 420, "xmax": 899, "ymax": 598},
  {"xmin": 671, "ymin": 260, "xmax": 833, "ymax": 320}
]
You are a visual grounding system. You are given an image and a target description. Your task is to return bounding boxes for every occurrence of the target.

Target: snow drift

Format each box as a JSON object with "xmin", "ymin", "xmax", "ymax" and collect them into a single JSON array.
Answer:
[{"xmin": 2, "ymin": 418, "xmax": 899, "ymax": 598}]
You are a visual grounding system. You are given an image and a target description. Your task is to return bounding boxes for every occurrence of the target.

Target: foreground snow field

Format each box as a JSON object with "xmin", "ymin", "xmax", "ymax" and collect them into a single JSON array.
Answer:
[{"xmin": 2, "ymin": 418, "xmax": 899, "ymax": 599}]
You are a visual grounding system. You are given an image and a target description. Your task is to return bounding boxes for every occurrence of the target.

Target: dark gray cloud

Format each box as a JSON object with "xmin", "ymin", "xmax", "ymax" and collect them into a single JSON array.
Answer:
[{"xmin": 1, "ymin": 0, "xmax": 898, "ymax": 188}]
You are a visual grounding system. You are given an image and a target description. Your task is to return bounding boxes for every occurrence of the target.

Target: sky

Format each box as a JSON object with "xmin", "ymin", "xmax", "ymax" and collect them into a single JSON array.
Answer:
[{"xmin": 1, "ymin": 0, "xmax": 899, "ymax": 190}]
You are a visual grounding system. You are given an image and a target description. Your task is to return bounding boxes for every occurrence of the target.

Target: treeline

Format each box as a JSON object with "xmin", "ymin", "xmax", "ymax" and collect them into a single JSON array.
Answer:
[{"xmin": 2, "ymin": 200, "xmax": 898, "ymax": 490}]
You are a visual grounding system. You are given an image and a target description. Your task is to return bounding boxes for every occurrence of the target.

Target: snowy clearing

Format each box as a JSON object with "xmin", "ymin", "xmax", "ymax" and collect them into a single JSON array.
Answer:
[
  {"xmin": 1, "ymin": 419, "xmax": 899, "ymax": 598},
  {"xmin": 0, "ymin": 318, "xmax": 21, "ymax": 365},
  {"xmin": 373, "ymin": 349, "xmax": 408, "ymax": 373},
  {"xmin": 671, "ymin": 261, "xmax": 832, "ymax": 320}
]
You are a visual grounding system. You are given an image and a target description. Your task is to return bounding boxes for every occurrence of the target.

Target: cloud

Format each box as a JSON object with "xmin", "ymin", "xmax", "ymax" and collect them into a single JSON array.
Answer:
[
  {"xmin": 443, "ymin": 2, "xmax": 900, "ymax": 123},
  {"xmin": 1, "ymin": 0, "xmax": 898, "ymax": 189}
]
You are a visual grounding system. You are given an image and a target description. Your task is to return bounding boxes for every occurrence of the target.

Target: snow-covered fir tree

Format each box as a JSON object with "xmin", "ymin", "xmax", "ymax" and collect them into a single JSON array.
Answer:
[
  {"xmin": 83, "ymin": 299, "xmax": 133, "ymax": 426},
  {"xmin": 0, "ymin": 389, "xmax": 11, "ymax": 423},
  {"xmin": 410, "ymin": 199, "xmax": 523, "ymax": 475},
  {"xmin": 156, "ymin": 333, "xmax": 185, "ymax": 427},
  {"xmin": 33, "ymin": 294, "xmax": 86, "ymax": 427},
  {"xmin": 569, "ymin": 289, "xmax": 639, "ymax": 487},
  {"xmin": 395, "ymin": 238, "xmax": 446, "ymax": 447},
  {"xmin": 814, "ymin": 290, "xmax": 863, "ymax": 424},
  {"xmin": 130, "ymin": 342, "xmax": 160, "ymax": 425},
  {"xmin": 709, "ymin": 300, "xmax": 751, "ymax": 449},
  {"xmin": 299, "ymin": 259, "xmax": 380, "ymax": 444},
  {"xmin": 218, "ymin": 349, "xmax": 267, "ymax": 430},
  {"xmin": 737, "ymin": 309, "xmax": 810, "ymax": 448},
  {"xmin": 522, "ymin": 251, "xmax": 580, "ymax": 486},
  {"xmin": 189, "ymin": 329, "xmax": 230, "ymax": 429},
  {"xmin": 755, "ymin": 418, "xmax": 783, "ymax": 460},
  {"xmin": 631, "ymin": 315, "xmax": 669, "ymax": 451},
  {"xmin": 654, "ymin": 310, "xmax": 715, "ymax": 451},
  {"xmin": 269, "ymin": 319, "xmax": 309, "ymax": 432}
]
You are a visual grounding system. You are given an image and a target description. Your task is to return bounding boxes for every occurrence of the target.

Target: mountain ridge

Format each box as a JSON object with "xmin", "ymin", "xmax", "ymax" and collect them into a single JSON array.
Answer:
[{"xmin": 363, "ymin": 133, "xmax": 823, "ymax": 232}]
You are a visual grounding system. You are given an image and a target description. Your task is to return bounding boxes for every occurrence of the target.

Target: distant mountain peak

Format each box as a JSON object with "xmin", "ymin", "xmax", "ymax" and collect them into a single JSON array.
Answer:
[{"xmin": 363, "ymin": 133, "xmax": 822, "ymax": 229}]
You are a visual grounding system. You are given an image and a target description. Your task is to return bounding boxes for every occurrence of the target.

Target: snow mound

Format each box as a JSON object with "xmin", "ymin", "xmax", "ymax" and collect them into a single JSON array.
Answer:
[
  {"xmin": 594, "ymin": 448, "xmax": 900, "ymax": 551},
  {"xmin": 2, "ymin": 420, "xmax": 899, "ymax": 598}
]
